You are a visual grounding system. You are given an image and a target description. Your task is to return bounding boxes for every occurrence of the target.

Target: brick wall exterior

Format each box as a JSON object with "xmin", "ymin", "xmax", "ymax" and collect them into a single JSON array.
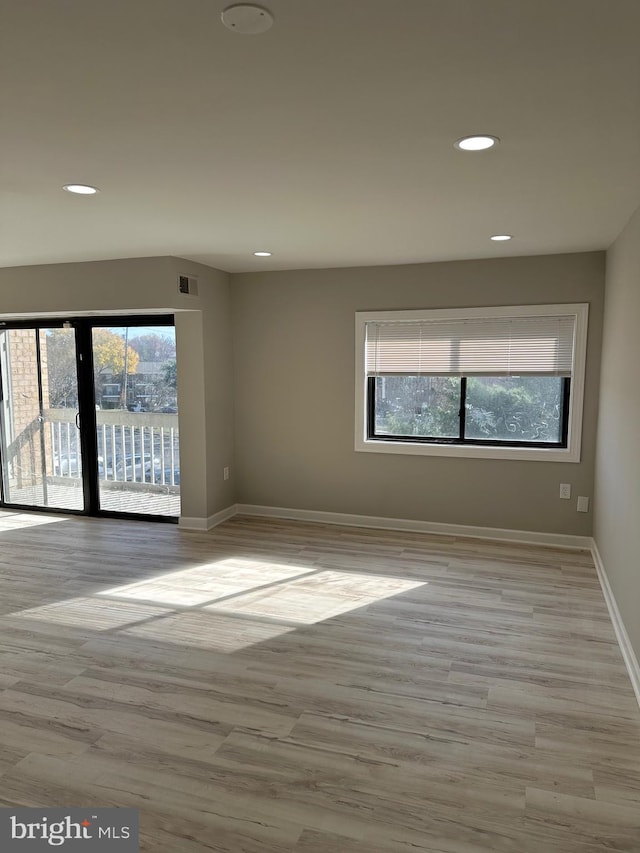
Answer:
[{"xmin": 5, "ymin": 329, "xmax": 52, "ymax": 488}]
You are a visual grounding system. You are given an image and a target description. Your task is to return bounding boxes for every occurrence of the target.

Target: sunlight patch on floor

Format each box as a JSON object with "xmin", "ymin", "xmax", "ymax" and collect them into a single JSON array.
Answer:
[
  {"xmin": 10, "ymin": 597, "xmax": 168, "ymax": 630},
  {"xmin": 8, "ymin": 558, "xmax": 426, "ymax": 652},
  {"xmin": 98, "ymin": 558, "xmax": 316, "ymax": 607},
  {"xmin": 122, "ymin": 610, "xmax": 297, "ymax": 652},
  {"xmin": 0, "ymin": 510, "xmax": 69, "ymax": 530},
  {"xmin": 205, "ymin": 569, "xmax": 426, "ymax": 624}
]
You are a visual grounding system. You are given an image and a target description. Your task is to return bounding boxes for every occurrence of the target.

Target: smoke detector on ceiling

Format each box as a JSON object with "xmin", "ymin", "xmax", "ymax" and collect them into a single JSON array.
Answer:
[{"xmin": 221, "ymin": 4, "xmax": 274, "ymax": 34}]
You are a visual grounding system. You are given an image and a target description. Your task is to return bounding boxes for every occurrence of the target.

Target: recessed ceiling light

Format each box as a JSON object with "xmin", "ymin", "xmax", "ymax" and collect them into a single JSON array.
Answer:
[
  {"xmin": 454, "ymin": 135, "xmax": 499, "ymax": 151},
  {"xmin": 490, "ymin": 234, "xmax": 512, "ymax": 241},
  {"xmin": 63, "ymin": 184, "xmax": 99, "ymax": 195},
  {"xmin": 253, "ymin": 251, "xmax": 272, "ymax": 257},
  {"xmin": 221, "ymin": 4, "xmax": 274, "ymax": 34}
]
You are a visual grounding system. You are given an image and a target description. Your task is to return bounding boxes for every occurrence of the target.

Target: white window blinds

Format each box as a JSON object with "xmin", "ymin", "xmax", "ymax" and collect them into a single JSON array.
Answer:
[{"xmin": 365, "ymin": 314, "xmax": 576, "ymax": 377}]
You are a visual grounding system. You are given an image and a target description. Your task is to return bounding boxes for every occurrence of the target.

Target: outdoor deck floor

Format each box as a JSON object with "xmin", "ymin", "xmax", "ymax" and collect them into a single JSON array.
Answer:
[{"xmin": 4, "ymin": 483, "xmax": 180, "ymax": 517}]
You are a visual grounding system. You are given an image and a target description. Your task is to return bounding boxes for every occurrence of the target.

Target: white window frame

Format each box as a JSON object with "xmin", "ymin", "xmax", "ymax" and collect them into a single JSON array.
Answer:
[{"xmin": 355, "ymin": 303, "xmax": 589, "ymax": 463}]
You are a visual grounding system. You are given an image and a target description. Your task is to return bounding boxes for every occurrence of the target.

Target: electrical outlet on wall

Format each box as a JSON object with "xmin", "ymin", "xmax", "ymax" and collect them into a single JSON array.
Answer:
[
  {"xmin": 559, "ymin": 483, "xmax": 571, "ymax": 499},
  {"xmin": 223, "ymin": 466, "xmax": 230, "ymax": 481}
]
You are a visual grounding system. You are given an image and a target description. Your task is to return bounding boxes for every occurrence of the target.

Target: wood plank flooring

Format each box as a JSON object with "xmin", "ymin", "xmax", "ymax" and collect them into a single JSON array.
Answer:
[{"xmin": 0, "ymin": 509, "xmax": 638, "ymax": 852}]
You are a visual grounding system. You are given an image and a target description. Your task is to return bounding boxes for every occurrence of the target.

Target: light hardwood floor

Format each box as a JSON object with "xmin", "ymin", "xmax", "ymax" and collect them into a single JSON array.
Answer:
[{"xmin": 0, "ymin": 510, "xmax": 638, "ymax": 852}]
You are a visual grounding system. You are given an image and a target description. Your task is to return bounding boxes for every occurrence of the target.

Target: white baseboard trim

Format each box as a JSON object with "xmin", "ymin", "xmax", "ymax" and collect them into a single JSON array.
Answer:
[
  {"xmin": 207, "ymin": 504, "xmax": 239, "ymax": 530},
  {"xmin": 236, "ymin": 504, "xmax": 591, "ymax": 550},
  {"xmin": 591, "ymin": 539, "xmax": 640, "ymax": 707},
  {"xmin": 179, "ymin": 504, "xmax": 238, "ymax": 531},
  {"xmin": 178, "ymin": 516, "xmax": 208, "ymax": 531}
]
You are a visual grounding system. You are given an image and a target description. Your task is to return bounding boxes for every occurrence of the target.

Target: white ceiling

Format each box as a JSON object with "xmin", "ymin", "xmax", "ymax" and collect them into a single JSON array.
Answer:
[{"xmin": 1, "ymin": 0, "xmax": 640, "ymax": 273}]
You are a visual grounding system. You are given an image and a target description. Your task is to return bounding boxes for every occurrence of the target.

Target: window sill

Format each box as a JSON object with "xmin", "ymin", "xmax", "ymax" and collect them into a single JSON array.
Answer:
[{"xmin": 355, "ymin": 437, "xmax": 580, "ymax": 463}]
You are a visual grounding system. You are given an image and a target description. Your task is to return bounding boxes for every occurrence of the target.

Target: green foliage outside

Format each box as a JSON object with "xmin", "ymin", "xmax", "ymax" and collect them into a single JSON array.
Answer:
[
  {"xmin": 466, "ymin": 376, "xmax": 562, "ymax": 442},
  {"xmin": 163, "ymin": 360, "xmax": 177, "ymax": 390},
  {"xmin": 375, "ymin": 376, "xmax": 460, "ymax": 438},
  {"xmin": 375, "ymin": 375, "xmax": 563, "ymax": 443}
]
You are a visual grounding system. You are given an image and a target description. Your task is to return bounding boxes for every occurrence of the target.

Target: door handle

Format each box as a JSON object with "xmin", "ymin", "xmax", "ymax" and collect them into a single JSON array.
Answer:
[{"xmin": 75, "ymin": 412, "xmax": 81, "ymax": 429}]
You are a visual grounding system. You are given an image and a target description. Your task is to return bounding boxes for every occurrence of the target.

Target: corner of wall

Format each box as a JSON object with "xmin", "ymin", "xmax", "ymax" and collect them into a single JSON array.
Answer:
[
  {"xmin": 168, "ymin": 259, "xmax": 236, "ymax": 519},
  {"xmin": 592, "ymin": 202, "xmax": 640, "ymax": 698}
]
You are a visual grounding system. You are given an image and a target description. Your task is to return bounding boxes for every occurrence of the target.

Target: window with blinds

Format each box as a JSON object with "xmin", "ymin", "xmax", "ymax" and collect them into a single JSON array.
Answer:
[
  {"xmin": 365, "ymin": 315, "xmax": 576, "ymax": 378},
  {"xmin": 355, "ymin": 304, "xmax": 588, "ymax": 460}
]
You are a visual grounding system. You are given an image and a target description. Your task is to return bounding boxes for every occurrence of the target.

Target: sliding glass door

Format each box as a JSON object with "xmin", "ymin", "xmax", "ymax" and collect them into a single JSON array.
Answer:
[
  {"xmin": 92, "ymin": 323, "xmax": 180, "ymax": 517},
  {"xmin": 0, "ymin": 317, "xmax": 179, "ymax": 520},
  {"xmin": 0, "ymin": 327, "xmax": 84, "ymax": 511}
]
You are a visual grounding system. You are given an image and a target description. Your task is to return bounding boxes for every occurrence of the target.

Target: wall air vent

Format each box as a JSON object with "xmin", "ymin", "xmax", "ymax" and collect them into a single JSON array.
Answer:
[{"xmin": 178, "ymin": 275, "xmax": 199, "ymax": 296}]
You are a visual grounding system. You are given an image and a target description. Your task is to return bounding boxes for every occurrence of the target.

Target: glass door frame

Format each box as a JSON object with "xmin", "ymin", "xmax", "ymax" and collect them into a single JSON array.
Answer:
[
  {"xmin": 0, "ymin": 315, "xmax": 178, "ymax": 523},
  {"xmin": 0, "ymin": 319, "xmax": 83, "ymax": 514},
  {"xmin": 85, "ymin": 315, "xmax": 178, "ymax": 523}
]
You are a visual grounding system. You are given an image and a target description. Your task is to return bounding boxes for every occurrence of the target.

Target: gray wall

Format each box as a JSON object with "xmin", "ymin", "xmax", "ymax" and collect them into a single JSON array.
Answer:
[
  {"xmin": 232, "ymin": 252, "xmax": 605, "ymax": 535},
  {"xmin": 0, "ymin": 250, "xmax": 606, "ymax": 535},
  {"xmin": 0, "ymin": 256, "xmax": 235, "ymax": 521},
  {"xmin": 168, "ymin": 258, "xmax": 236, "ymax": 517},
  {"xmin": 594, "ymin": 206, "xmax": 640, "ymax": 658}
]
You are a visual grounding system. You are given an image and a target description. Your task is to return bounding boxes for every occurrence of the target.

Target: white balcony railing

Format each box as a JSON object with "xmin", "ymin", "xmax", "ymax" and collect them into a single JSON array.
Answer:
[{"xmin": 46, "ymin": 408, "xmax": 180, "ymax": 489}]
